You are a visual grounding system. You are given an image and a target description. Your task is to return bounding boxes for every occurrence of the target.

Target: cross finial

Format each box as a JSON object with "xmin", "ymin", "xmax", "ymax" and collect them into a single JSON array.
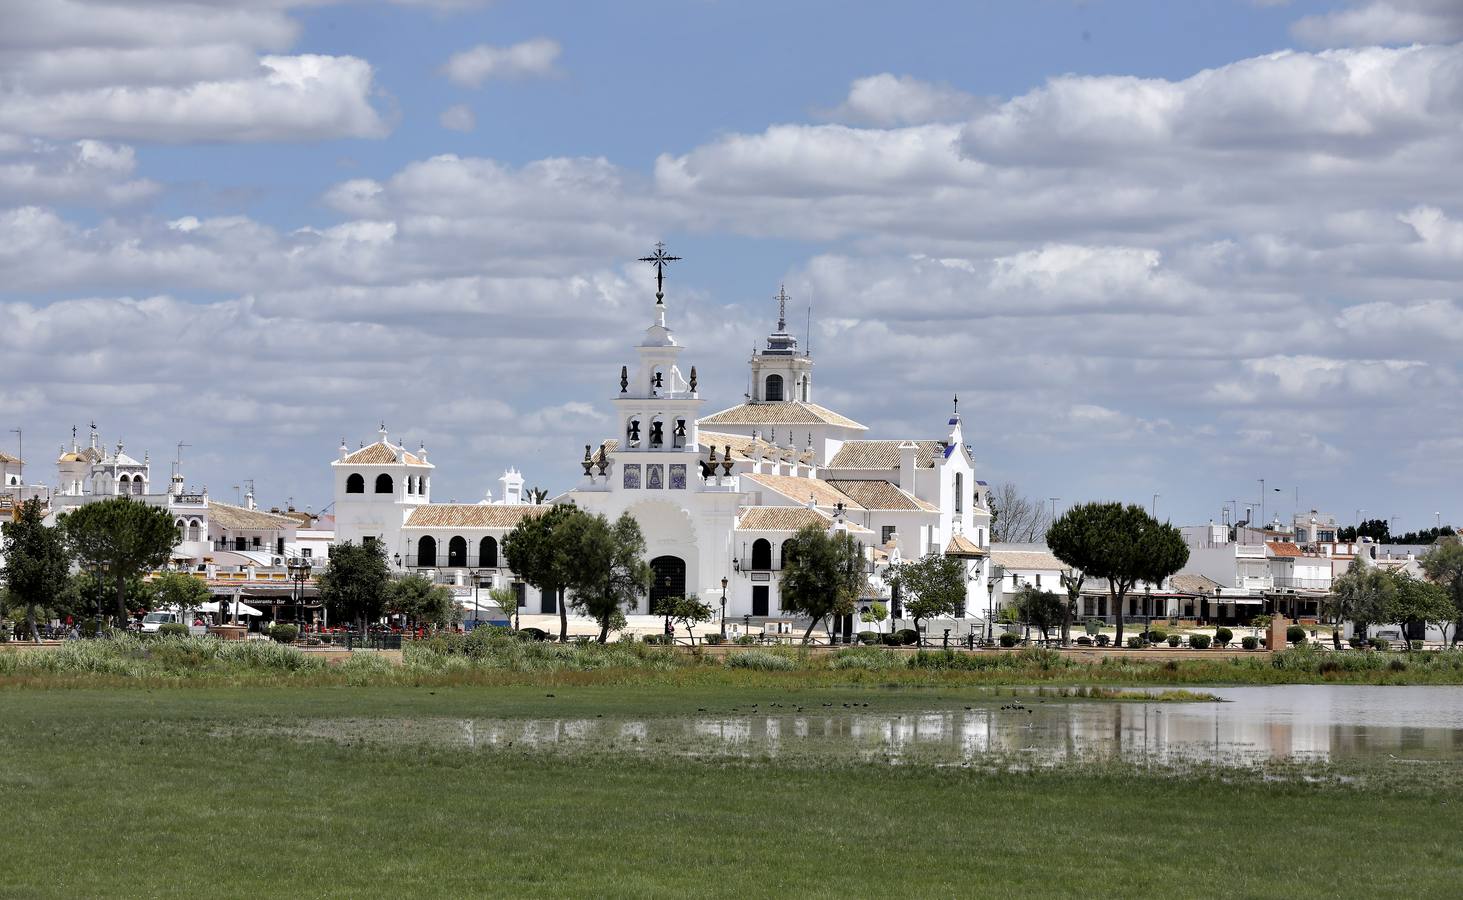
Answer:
[
  {"xmin": 953, "ymin": 394, "xmax": 959, "ymax": 415},
  {"xmin": 775, "ymin": 284, "xmax": 789, "ymax": 332},
  {"xmin": 638, "ymin": 241, "xmax": 681, "ymax": 304}
]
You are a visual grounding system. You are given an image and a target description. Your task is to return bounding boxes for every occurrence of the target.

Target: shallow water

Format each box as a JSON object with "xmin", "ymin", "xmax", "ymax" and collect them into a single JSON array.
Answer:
[{"xmin": 244, "ymin": 685, "xmax": 1463, "ymax": 767}]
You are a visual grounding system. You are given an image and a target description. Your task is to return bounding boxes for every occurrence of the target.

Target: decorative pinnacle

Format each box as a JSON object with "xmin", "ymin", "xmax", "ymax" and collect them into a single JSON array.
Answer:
[
  {"xmin": 638, "ymin": 241, "xmax": 681, "ymax": 303},
  {"xmin": 775, "ymin": 284, "xmax": 789, "ymax": 332}
]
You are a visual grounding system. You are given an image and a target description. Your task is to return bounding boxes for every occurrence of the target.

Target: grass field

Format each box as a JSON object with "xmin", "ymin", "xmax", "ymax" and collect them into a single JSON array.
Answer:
[
  {"xmin": 5, "ymin": 632, "xmax": 1463, "ymax": 688},
  {"xmin": 2, "ymin": 684, "xmax": 1461, "ymax": 898}
]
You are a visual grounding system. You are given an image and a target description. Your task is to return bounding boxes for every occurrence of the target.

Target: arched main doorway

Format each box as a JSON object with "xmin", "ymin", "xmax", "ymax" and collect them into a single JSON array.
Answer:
[{"xmin": 649, "ymin": 555, "xmax": 686, "ymax": 612}]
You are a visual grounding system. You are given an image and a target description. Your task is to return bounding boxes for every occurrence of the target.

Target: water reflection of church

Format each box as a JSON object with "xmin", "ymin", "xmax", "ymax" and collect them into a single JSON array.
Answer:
[{"xmin": 333, "ymin": 250, "xmax": 993, "ymax": 627}]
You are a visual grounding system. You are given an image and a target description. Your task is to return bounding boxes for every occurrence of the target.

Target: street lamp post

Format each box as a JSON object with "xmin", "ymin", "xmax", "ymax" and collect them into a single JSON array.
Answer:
[
  {"xmin": 719, "ymin": 576, "xmax": 728, "ymax": 638},
  {"xmin": 287, "ymin": 558, "xmax": 311, "ymax": 626}
]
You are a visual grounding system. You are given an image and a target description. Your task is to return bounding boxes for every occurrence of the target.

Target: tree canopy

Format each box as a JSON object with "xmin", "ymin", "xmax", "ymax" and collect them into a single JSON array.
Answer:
[
  {"xmin": 318, "ymin": 540, "xmax": 390, "ymax": 630},
  {"xmin": 1046, "ymin": 502, "xmax": 1188, "ymax": 645},
  {"xmin": 988, "ymin": 482, "xmax": 1052, "ymax": 543},
  {"xmin": 1326, "ymin": 558, "xmax": 1394, "ymax": 648},
  {"xmin": 152, "ymin": 572, "xmax": 210, "ymax": 617},
  {"xmin": 1387, "ymin": 571, "xmax": 1452, "ymax": 647},
  {"xmin": 893, "ymin": 552, "xmax": 967, "ymax": 642},
  {"xmin": 563, "ymin": 512, "xmax": 649, "ymax": 642},
  {"xmin": 1, "ymin": 498, "xmax": 72, "ymax": 641},
  {"xmin": 1010, "ymin": 584, "xmax": 1065, "ymax": 643},
  {"xmin": 503, "ymin": 504, "xmax": 580, "ymax": 641},
  {"xmin": 778, "ymin": 524, "xmax": 866, "ymax": 643},
  {"xmin": 60, "ymin": 497, "xmax": 177, "ymax": 625},
  {"xmin": 385, "ymin": 574, "xmax": 457, "ymax": 628},
  {"xmin": 1421, "ymin": 537, "xmax": 1463, "ymax": 645}
]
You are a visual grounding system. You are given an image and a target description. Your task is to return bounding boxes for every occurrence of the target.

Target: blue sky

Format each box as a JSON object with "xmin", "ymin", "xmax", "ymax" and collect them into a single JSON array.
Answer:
[{"xmin": 1, "ymin": 0, "xmax": 1461, "ymax": 533}]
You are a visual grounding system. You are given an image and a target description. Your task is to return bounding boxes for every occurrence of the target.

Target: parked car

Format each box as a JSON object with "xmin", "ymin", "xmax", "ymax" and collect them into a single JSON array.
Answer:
[{"xmin": 140, "ymin": 611, "xmax": 182, "ymax": 633}]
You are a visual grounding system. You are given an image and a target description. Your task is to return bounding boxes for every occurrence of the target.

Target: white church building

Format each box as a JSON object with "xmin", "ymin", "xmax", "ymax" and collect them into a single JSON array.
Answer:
[{"xmin": 331, "ymin": 253, "xmax": 993, "ymax": 635}]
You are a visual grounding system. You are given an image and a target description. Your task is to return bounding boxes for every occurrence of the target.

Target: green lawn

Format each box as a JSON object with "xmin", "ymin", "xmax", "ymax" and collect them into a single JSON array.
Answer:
[{"xmin": 2, "ymin": 685, "xmax": 1460, "ymax": 898}]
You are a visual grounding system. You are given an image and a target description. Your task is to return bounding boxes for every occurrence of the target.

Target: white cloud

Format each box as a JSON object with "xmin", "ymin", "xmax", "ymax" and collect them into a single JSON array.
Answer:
[
  {"xmin": 822, "ymin": 74, "xmax": 989, "ymax": 126},
  {"xmin": 439, "ymin": 104, "xmax": 476, "ymax": 132},
  {"xmin": 0, "ymin": 135, "xmax": 157, "ymax": 206},
  {"xmin": 441, "ymin": 38, "xmax": 562, "ymax": 87},
  {"xmin": 0, "ymin": 55, "xmax": 388, "ymax": 142},
  {"xmin": 1293, "ymin": 0, "xmax": 1463, "ymax": 46}
]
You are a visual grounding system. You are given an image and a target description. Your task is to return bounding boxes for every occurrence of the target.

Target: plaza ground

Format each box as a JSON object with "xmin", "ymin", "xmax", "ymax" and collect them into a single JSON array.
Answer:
[{"xmin": 2, "ymin": 684, "xmax": 1461, "ymax": 898}]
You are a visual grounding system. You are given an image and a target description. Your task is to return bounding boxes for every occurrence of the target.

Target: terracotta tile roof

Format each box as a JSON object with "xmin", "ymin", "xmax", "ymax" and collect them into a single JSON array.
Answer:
[
  {"xmin": 698, "ymin": 430, "xmax": 816, "ymax": 464},
  {"xmin": 944, "ymin": 534, "xmax": 987, "ymax": 557},
  {"xmin": 825, "ymin": 440, "xmax": 947, "ymax": 469},
  {"xmin": 1266, "ymin": 541, "xmax": 1303, "ymax": 558},
  {"xmin": 698, "ymin": 401, "xmax": 867, "ymax": 430},
  {"xmin": 339, "ymin": 441, "xmax": 427, "ymax": 466},
  {"xmin": 207, "ymin": 502, "xmax": 299, "ymax": 532},
  {"xmin": 744, "ymin": 472, "xmax": 864, "ymax": 510},
  {"xmin": 989, "ymin": 548, "xmax": 1067, "ymax": 571},
  {"xmin": 736, "ymin": 506, "xmax": 834, "ymax": 532},
  {"xmin": 1169, "ymin": 574, "xmax": 1225, "ymax": 594},
  {"xmin": 0, "ymin": 451, "xmax": 21, "ymax": 465},
  {"xmin": 825, "ymin": 479, "xmax": 938, "ymax": 512},
  {"xmin": 404, "ymin": 504, "xmax": 546, "ymax": 529}
]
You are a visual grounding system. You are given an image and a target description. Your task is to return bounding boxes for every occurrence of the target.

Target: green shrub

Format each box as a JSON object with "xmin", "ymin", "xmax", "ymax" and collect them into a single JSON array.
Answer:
[
  {"xmin": 701, "ymin": 634, "xmax": 723, "ymax": 646},
  {"xmin": 894, "ymin": 628, "xmax": 919, "ymax": 646},
  {"xmin": 1095, "ymin": 634, "xmax": 1110, "ymax": 647},
  {"xmin": 998, "ymin": 632, "xmax": 1019, "ymax": 648},
  {"xmin": 1286, "ymin": 625, "xmax": 1306, "ymax": 645},
  {"xmin": 829, "ymin": 648, "xmax": 902, "ymax": 670},
  {"xmin": 1188, "ymin": 634, "xmax": 1211, "ymax": 649},
  {"xmin": 1146, "ymin": 629, "xmax": 1167, "ymax": 644},
  {"xmin": 1370, "ymin": 637, "xmax": 1390, "ymax": 651},
  {"xmin": 157, "ymin": 622, "xmax": 189, "ymax": 637},
  {"xmin": 267, "ymin": 624, "xmax": 299, "ymax": 644},
  {"xmin": 1126, "ymin": 637, "xmax": 1141, "ymax": 648},
  {"xmin": 518, "ymin": 627, "xmax": 548, "ymax": 642},
  {"xmin": 1076, "ymin": 636, "xmax": 1093, "ymax": 646},
  {"xmin": 1214, "ymin": 627, "xmax": 1233, "ymax": 647},
  {"xmin": 734, "ymin": 635, "xmax": 756, "ymax": 646},
  {"xmin": 1167, "ymin": 634, "xmax": 1182, "ymax": 647},
  {"xmin": 1349, "ymin": 637, "xmax": 1367, "ymax": 649},
  {"xmin": 725, "ymin": 650, "xmax": 796, "ymax": 670},
  {"xmin": 1410, "ymin": 640, "xmax": 1424, "ymax": 651},
  {"xmin": 1390, "ymin": 658, "xmax": 1408, "ymax": 672},
  {"xmin": 1241, "ymin": 636, "xmax": 1259, "ymax": 650},
  {"xmin": 857, "ymin": 631, "xmax": 879, "ymax": 645}
]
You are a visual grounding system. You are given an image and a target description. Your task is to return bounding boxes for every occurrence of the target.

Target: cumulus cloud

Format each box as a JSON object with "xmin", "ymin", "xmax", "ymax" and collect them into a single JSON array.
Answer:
[
  {"xmin": 439, "ymin": 104, "xmax": 476, "ymax": 132},
  {"xmin": 0, "ymin": 1, "xmax": 389, "ymax": 143},
  {"xmin": 441, "ymin": 38, "xmax": 562, "ymax": 87},
  {"xmin": 1293, "ymin": 0, "xmax": 1463, "ymax": 46},
  {"xmin": 0, "ymin": 55, "xmax": 388, "ymax": 142},
  {"xmin": 0, "ymin": 135, "xmax": 157, "ymax": 206},
  {"xmin": 821, "ymin": 74, "xmax": 989, "ymax": 126}
]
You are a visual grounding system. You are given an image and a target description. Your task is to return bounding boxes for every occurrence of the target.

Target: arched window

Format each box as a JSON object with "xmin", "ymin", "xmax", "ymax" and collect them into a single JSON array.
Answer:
[
  {"xmin": 132, "ymin": 477, "xmax": 144, "ymax": 495},
  {"xmin": 751, "ymin": 538, "xmax": 772, "ymax": 570},
  {"xmin": 188, "ymin": 519, "xmax": 201, "ymax": 542},
  {"xmin": 781, "ymin": 539, "xmax": 796, "ymax": 569},
  {"xmin": 765, "ymin": 373, "xmax": 784, "ymax": 402},
  {"xmin": 175, "ymin": 518, "xmax": 186, "ymax": 540},
  {"xmin": 448, "ymin": 536, "xmax": 467, "ymax": 567},
  {"xmin": 119, "ymin": 474, "xmax": 130, "ymax": 495},
  {"xmin": 405, "ymin": 476, "xmax": 414, "ymax": 495},
  {"xmin": 801, "ymin": 377, "xmax": 809, "ymax": 402},
  {"xmin": 479, "ymin": 536, "xmax": 498, "ymax": 568},
  {"xmin": 374, "ymin": 473, "xmax": 393, "ymax": 494},
  {"xmin": 650, "ymin": 416, "xmax": 664, "ymax": 448},
  {"xmin": 416, "ymin": 535, "xmax": 437, "ymax": 568},
  {"xmin": 346, "ymin": 473, "xmax": 365, "ymax": 494},
  {"xmin": 627, "ymin": 417, "xmax": 642, "ymax": 448},
  {"xmin": 954, "ymin": 472, "xmax": 963, "ymax": 514}
]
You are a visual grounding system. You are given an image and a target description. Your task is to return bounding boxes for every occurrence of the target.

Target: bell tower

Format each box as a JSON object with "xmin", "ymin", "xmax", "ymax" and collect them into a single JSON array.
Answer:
[
  {"xmin": 600, "ymin": 244, "xmax": 704, "ymax": 490},
  {"xmin": 749, "ymin": 285, "xmax": 813, "ymax": 404}
]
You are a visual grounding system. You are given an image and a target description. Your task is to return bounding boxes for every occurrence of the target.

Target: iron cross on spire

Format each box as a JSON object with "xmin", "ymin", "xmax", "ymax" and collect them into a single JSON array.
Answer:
[
  {"xmin": 775, "ymin": 284, "xmax": 789, "ymax": 332},
  {"xmin": 638, "ymin": 241, "xmax": 681, "ymax": 303}
]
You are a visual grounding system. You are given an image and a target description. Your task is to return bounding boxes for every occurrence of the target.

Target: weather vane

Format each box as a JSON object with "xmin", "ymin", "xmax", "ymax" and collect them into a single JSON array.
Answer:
[{"xmin": 638, "ymin": 241, "xmax": 681, "ymax": 303}]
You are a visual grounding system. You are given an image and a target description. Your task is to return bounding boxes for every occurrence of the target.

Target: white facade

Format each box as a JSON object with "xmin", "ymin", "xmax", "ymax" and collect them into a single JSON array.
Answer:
[{"xmin": 328, "ymin": 271, "xmax": 994, "ymax": 631}]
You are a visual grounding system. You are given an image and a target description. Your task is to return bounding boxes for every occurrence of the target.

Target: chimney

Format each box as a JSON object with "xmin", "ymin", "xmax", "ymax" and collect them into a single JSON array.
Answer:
[{"xmin": 898, "ymin": 441, "xmax": 918, "ymax": 492}]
